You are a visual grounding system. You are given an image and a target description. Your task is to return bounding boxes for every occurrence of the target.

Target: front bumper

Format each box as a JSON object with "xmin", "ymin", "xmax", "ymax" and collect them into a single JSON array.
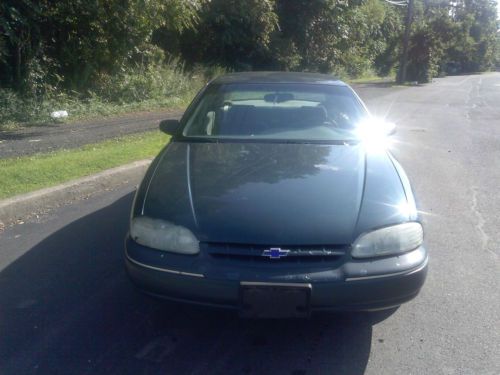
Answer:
[{"xmin": 125, "ymin": 237, "xmax": 428, "ymax": 312}]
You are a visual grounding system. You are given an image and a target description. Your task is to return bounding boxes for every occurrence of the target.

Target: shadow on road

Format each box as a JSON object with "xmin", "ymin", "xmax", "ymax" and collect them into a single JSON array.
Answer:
[{"xmin": 0, "ymin": 193, "xmax": 395, "ymax": 375}]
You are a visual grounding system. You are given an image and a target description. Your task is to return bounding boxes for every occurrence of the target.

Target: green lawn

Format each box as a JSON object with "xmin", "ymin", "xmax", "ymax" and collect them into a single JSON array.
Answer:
[{"xmin": 0, "ymin": 131, "xmax": 170, "ymax": 199}]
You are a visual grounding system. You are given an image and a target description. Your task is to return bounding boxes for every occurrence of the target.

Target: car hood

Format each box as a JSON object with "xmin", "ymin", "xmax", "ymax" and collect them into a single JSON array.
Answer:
[{"xmin": 141, "ymin": 142, "xmax": 412, "ymax": 245}]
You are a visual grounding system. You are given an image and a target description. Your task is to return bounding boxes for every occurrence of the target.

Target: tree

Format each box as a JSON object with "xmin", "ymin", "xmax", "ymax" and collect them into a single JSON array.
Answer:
[
  {"xmin": 451, "ymin": 0, "xmax": 498, "ymax": 71},
  {"xmin": 182, "ymin": 0, "xmax": 278, "ymax": 70},
  {"xmin": 0, "ymin": 0, "xmax": 202, "ymax": 93},
  {"xmin": 273, "ymin": 0, "xmax": 404, "ymax": 75},
  {"xmin": 0, "ymin": 0, "xmax": 44, "ymax": 92},
  {"xmin": 1, "ymin": 0, "xmax": 498, "ymax": 97}
]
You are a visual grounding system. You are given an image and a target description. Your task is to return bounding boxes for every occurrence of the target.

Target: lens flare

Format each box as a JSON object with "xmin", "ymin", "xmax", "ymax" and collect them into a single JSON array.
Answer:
[{"xmin": 354, "ymin": 117, "xmax": 395, "ymax": 152}]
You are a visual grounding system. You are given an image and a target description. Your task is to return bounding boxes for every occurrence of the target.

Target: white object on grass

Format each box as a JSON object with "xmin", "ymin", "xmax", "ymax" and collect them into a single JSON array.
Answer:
[{"xmin": 50, "ymin": 110, "xmax": 69, "ymax": 119}]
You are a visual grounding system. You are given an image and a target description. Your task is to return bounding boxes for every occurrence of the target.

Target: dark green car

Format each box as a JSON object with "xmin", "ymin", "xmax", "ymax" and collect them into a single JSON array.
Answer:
[{"xmin": 125, "ymin": 72, "xmax": 428, "ymax": 318}]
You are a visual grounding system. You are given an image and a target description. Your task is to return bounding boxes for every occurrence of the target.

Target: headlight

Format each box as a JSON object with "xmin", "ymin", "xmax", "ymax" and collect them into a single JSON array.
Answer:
[
  {"xmin": 351, "ymin": 222, "xmax": 423, "ymax": 259},
  {"xmin": 130, "ymin": 216, "xmax": 199, "ymax": 255}
]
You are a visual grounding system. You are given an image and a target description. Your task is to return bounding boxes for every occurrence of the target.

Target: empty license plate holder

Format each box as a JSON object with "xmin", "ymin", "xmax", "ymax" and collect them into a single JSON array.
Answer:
[{"xmin": 239, "ymin": 282, "xmax": 312, "ymax": 318}]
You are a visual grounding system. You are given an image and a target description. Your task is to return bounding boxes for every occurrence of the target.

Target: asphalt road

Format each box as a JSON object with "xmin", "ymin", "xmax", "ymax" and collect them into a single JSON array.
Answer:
[{"xmin": 1, "ymin": 73, "xmax": 499, "ymax": 374}]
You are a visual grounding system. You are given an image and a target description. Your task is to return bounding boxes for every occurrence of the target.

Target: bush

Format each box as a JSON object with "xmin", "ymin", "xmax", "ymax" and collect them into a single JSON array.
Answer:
[
  {"xmin": 93, "ymin": 60, "xmax": 197, "ymax": 104},
  {"xmin": 0, "ymin": 89, "xmax": 28, "ymax": 124},
  {"xmin": 0, "ymin": 89, "xmax": 84, "ymax": 125},
  {"xmin": 406, "ymin": 25, "xmax": 441, "ymax": 83},
  {"xmin": 0, "ymin": 62, "xmax": 224, "ymax": 128}
]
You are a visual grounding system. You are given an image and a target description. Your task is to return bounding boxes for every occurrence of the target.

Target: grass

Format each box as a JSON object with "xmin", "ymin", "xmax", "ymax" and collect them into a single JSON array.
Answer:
[
  {"xmin": 348, "ymin": 73, "xmax": 396, "ymax": 84},
  {"xmin": 0, "ymin": 131, "xmax": 170, "ymax": 199},
  {"xmin": 0, "ymin": 61, "xmax": 220, "ymax": 131},
  {"xmin": 0, "ymin": 88, "xmax": 196, "ymax": 132}
]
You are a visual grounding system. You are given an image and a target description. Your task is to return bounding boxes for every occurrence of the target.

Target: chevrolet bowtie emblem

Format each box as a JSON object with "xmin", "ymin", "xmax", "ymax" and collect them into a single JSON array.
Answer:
[{"xmin": 262, "ymin": 247, "xmax": 290, "ymax": 259}]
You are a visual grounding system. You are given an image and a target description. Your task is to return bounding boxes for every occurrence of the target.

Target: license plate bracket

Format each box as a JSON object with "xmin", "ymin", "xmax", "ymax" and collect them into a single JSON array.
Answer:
[{"xmin": 239, "ymin": 282, "xmax": 311, "ymax": 318}]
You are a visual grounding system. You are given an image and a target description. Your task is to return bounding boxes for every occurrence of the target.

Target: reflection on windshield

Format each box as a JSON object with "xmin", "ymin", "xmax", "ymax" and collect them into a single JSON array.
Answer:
[{"xmin": 183, "ymin": 83, "xmax": 370, "ymax": 141}]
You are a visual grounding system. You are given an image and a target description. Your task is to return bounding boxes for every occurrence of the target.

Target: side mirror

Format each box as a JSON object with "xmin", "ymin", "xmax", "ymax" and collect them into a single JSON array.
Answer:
[{"xmin": 159, "ymin": 119, "xmax": 180, "ymax": 135}]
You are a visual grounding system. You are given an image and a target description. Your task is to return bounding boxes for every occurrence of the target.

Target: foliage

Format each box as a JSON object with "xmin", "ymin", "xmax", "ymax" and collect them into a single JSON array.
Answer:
[
  {"xmin": 449, "ymin": 0, "xmax": 498, "ymax": 72},
  {"xmin": 0, "ymin": 0, "xmax": 202, "ymax": 92},
  {"xmin": 495, "ymin": 33, "xmax": 500, "ymax": 68},
  {"xmin": 406, "ymin": 7, "xmax": 454, "ymax": 82},
  {"xmin": 0, "ymin": 61, "xmax": 210, "ymax": 129},
  {"xmin": 373, "ymin": 3, "xmax": 405, "ymax": 76},
  {"xmin": 93, "ymin": 59, "xmax": 195, "ymax": 104},
  {"xmin": 405, "ymin": 0, "xmax": 498, "ymax": 82},
  {"xmin": 185, "ymin": 0, "xmax": 278, "ymax": 70},
  {"xmin": 0, "ymin": 0, "xmax": 498, "ymax": 117}
]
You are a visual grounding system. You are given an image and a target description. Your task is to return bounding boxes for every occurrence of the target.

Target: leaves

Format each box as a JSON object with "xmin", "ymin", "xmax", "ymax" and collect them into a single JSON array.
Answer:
[
  {"xmin": 405, "ymin": 0, "xmax": 498, "ymax": 82},
  {"xmin": 0, "ymin": 0, "xmax": 498, "ymax": 95}
]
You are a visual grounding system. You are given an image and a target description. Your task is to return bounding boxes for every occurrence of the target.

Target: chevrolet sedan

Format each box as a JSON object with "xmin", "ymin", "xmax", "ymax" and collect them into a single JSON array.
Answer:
[{"xmin": 125, "ymin": 72, "xmax": 428, "ymax": 318}]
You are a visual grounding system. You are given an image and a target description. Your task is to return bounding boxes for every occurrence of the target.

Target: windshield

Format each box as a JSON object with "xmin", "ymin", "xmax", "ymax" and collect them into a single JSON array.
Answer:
[{"xmin": 182, "ymin": 83, "xmax": 370, "ymax": 142}]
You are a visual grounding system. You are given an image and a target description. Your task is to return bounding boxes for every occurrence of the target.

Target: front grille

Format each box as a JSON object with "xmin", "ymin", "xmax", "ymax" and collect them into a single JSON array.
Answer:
[{"xmin": 203, "ymin": 242, "xmax": 348, "ymax": 263}]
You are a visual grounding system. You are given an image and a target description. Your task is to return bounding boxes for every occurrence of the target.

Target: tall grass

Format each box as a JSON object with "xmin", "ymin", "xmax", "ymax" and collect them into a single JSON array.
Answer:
[{"xmin": 0, "ymin": 61, "xmax": 223, "ymax": 129}]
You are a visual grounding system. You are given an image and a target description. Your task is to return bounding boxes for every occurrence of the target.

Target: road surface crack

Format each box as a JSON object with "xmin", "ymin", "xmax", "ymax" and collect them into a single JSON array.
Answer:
[{"xmin": 471, "ymin": 186, "xmax": 497, "ymax": 260}]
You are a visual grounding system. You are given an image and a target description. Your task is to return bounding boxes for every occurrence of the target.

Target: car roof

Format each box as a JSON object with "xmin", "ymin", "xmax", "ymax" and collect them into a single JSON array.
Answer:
[{"xmin": 211, "ymin": 71, "xmax": 347, "ymax": 86}]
